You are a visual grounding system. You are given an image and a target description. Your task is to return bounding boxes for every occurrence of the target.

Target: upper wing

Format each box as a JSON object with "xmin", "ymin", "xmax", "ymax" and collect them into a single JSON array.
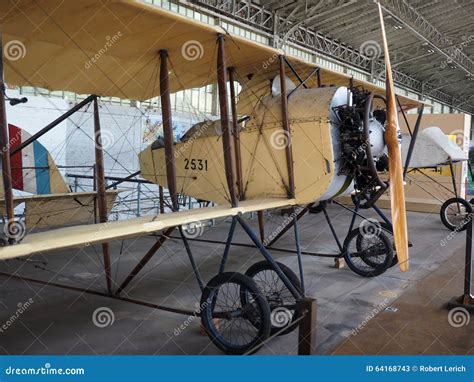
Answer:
[
  {"xmin": 0, "ymin": 197, "xmax": 295, "ymax": 260},
  {"xmin": 1, "ymin": 0, "xmax": 422, "ymax": 109}
]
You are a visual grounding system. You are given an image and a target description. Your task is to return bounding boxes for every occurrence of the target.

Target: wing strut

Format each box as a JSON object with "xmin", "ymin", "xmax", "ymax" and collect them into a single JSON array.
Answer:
[
  {"xmin": 93, "ymin": 97, "xmax": 113, "ymax": 294},
  {"xmin": 159, "ymin": 50, "xmax": 179, "ymax": 212},
  {"xmin": 278, "ymin": 55, "xmax": 296, "ymax": 198},
  {"xmin": 217, "ymin": 34, "xmax": 238, "ymax": 207}
]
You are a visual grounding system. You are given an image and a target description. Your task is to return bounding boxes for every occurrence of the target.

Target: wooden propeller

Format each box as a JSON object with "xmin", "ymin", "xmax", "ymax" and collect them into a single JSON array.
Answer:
[{"xmin": 378, "ymin": 3, "xmax": 409, "ymax": 272}]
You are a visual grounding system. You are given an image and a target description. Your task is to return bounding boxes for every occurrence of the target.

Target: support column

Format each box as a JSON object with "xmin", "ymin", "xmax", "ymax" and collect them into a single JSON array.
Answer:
[
  {"xmin": 93, "ymin": 97, "xmax": 112, "ymax": 295},
  {"xmin": 298, "ymin": 297, "xmax": 317, "ymax": 355},
  {"xmin": 0, "ymin": 34, "xmax": 15, "ymax": 241},
  {"xmin": 216, "ymin": 34, "xmax": 238, "ymax": 207},
  {"xmin": 278, "ymin": 55, "xmax": 295, "ymax": 198},
  {"xmin": 228, "ymin": 67, "xmax": 243, "ymax": 200},
  {"xmin": 159, "ymin": 50, "xmax": 179, "ymax": 212},
  {"xmin": 257, "ymin": 211, "xmax": 265, "ymax": 242}
]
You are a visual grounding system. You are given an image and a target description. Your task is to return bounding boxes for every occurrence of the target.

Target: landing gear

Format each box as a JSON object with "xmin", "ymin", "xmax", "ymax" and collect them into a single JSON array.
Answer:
[
  {"xmin": 343, "ymin": 228, "xmax": 393, "ymax": 277},
  {"xmin": 356, "ymin": 222, "xmax": 398, "ymax": 268},
  {"xmin": 200, "ymin": 272, "xmax": 271, "ymax": 355},
  {"xmin": 440, "ymin": 197, "xmax": 472, "ymax": 231},
  {"xmin": 199, "ymin": 215, "xmax": 306, "ymax": 354},
  {"xmin": 242, "ymin": 261, "xmax": 302, "ymax": 336}
]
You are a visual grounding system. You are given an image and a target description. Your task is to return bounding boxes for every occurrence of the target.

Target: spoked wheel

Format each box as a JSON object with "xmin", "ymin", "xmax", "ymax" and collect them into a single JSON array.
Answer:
[
  {"xmin": 200, "ymin": 272, "xmax": 271, "ymax": 355},
  {"xmin": 440, "ymin": 197, "xmax": 472, "ymax": 231},
  {"xmin": 344, "ymin": 228, "xmax": 393, "ymax": 277},
  {"xmin": 242, "ymin": 261, "xmax": 302, "ymax": 336},
  {"xmin": 356, "ymin": 222, "xmax": 398, "ymax": 268}
]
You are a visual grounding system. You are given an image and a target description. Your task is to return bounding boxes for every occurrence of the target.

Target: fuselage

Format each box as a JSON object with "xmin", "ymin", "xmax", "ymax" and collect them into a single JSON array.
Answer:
[{"xmin": 139, "ymin": 86, "xmax": 386, "ymax": 206}]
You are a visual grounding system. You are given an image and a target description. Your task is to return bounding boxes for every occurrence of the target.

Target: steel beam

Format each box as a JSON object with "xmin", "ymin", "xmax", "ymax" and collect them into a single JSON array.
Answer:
[
  {"xmin": 191, "ymin": 0, "xmax": 474, "ymax": 114},
  {"xmin": 105, "ymin": 170, "xmax": 141, "ymax": 190}
]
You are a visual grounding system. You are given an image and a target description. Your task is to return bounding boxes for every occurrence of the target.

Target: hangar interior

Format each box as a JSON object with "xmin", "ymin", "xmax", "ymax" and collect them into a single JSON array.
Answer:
[{"xmin": 0, "ymin": 0, "xmax": 472, "ymax": 355}]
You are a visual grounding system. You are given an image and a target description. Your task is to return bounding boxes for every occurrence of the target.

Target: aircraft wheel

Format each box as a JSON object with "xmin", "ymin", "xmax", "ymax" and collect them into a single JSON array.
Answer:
[
  {"xmin": 356, "ymin": 222, "xmax": 398, "ymax": 268},
  {"xmin": 440, "ymin": 197, "xmax": 472, "ymax": 231},
  {"xmin": 242, "ymin": 261, "xmax": 302, "ymax": 336},
  {"xmin": 200, "ymin": 272, "xmax": 271, "ymax": 355},
  {"xmin": 344, "ymin": 228, "xmax": 393, "ymax": 277}
]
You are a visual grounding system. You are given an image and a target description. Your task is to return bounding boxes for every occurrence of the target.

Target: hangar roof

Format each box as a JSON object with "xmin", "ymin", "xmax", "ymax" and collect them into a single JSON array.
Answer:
[{"xmin": 193, "ymin": 0, "xmax": 474, "ymax": 114}]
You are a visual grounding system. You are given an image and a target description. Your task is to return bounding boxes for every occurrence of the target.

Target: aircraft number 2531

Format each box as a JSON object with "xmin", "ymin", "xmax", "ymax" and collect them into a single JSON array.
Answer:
[{"xmin": 184, "ymin": 158, "xmax": 208, "ymax": 171}]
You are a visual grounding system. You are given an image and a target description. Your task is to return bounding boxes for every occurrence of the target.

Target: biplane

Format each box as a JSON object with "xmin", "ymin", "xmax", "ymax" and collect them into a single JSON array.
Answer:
[{"xmin": 0, "ymin": 0, "xmax": 426, "ymax": 354}]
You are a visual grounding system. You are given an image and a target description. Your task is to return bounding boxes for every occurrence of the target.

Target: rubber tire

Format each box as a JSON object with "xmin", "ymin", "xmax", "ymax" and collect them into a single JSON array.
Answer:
[
  {"xmin": 356, "ymin": 222, "xmax": 398, "ymax": 268},
  {"xmin": 243, "ymin": 261, "xmax": 302, "ymax": 336},
  {"xmin": 440, "ymin": 197, "xmax": 472, "ymax": 232},
  {"xmin": 200, "ymin": 272, "xmax": 271, "ymax": 355},
  {"xmin": 343, "ymin": 228, "xmax": 393, "ymax": 277}
]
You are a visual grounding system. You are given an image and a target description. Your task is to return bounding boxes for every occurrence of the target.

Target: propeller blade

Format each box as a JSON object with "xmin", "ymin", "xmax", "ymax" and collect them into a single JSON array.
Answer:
[{"xmin": 378, "ymin": 3, "xmax": 409, "ymax": 272}]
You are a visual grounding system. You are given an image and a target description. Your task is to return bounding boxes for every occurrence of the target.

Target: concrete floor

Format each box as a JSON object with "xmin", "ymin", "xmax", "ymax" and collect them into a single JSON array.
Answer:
[
  {"xmin": 332, "ymin": 242, "xmax": 473, "ymax": 354},
  {"xmin": 0, "ymin": 203, "xmax": 469, "ymax": 355}
]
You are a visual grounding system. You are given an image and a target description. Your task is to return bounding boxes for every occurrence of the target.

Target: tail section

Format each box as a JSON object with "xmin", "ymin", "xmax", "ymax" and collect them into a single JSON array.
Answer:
[{"xmin": 8, "ymin": 124, "xmax": 69, "ymax": 195}]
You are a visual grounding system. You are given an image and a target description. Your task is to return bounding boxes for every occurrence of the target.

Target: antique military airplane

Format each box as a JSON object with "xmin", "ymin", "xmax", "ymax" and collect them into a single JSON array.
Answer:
[{"xmin": 0, "ymin": 0, "xmax": 424, "ymax": 354}]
